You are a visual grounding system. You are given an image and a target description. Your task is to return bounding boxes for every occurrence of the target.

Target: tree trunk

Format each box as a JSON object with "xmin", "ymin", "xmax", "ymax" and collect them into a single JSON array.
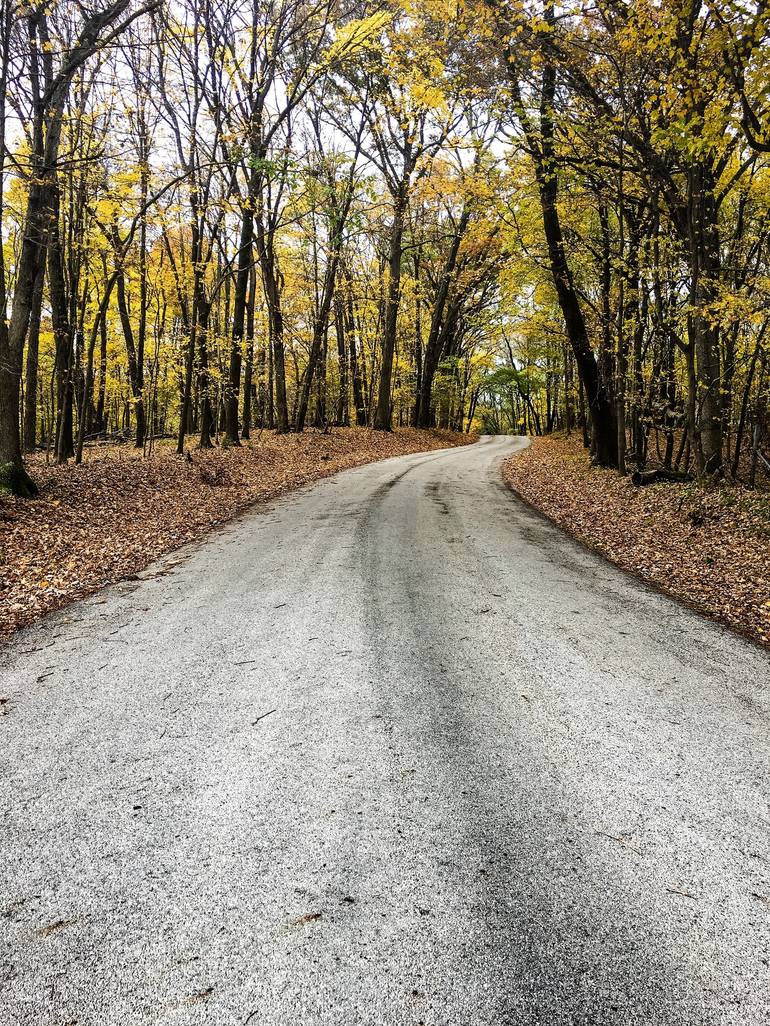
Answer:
[
  {"xmin": 688, "ymin": 162, "xmax": 723, "ymax": 477},
  {"xmin": 537, "ymin": 170, "xmax": 616, "ymax": 465},
  {"xmin": 373, "ymin": 186, "xmax": 407, "ymax": 431},
  {"xmin": 22, "ymin": 253, "xmax": 47, "ymax": 452},
  {"xmin": 49, "ymin": 224, "xmax": 75, "ymax": 463},
  {"xmin": 197, "ymin": 296, "xmax": 214, "ymax": 448},
  {"xmin": 116, "ymin": 271, "xmax": 147, "ymax": 446},
  {"xmin": 225, "ymin": 210, "xmax": 253, "ymax": 445},
  {"xmin": 95, "ymin": 306, "xmax": 108, "ymax": 432},
  {"xmin": 506, "ymin": 26, "xmax": 616, "ymax": 466},
  {"xmin": 417, "ymin": 209, "xmax": 470, "ymax": 428},
  {"xmin": 334, "ymin": 295, "xmax": 349, "ymax": 426},
  {"xmin": 241, "ymin": 263, "xmax": 257, "ymax": 440}
]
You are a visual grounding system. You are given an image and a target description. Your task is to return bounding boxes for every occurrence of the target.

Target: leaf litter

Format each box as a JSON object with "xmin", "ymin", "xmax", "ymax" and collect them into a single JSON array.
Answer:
[{"xmin": 504, "ymin": 435, "xmax": 770, "ymax": 648}]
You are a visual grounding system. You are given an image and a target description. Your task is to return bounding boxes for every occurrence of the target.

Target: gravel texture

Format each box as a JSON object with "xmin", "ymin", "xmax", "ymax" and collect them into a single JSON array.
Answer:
[{"xmin": 1, "ymin": 434, "xmax": 769, "ymax": 1025}]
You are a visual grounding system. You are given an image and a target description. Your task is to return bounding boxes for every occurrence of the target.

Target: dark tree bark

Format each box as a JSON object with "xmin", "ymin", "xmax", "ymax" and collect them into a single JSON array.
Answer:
[
  {"xmin": 256, "ymin": 208, "xmax": 289, "ymax": 433},
  {"xmin": 241, "ymin": 263, "xmax": 257, "ymax": 440},
  {"xmin": 116, "ymin": 271, "xmax": 147, "ymax": 447},
  {"xmin": 94, "ymin": 303, "xmax": 108, "ymax": 433},
  {"xmin": 373, "ymin": 183, "xmax": 408, "ymax": 431},
  {"xmin": 417, "ymin": 207, "xmax": 470, "ymax": 428},
  {"xmin": 503, "ymin": 15, "xmax": 617, "ymax": 466},
  {"xmin": 0, "ymin": 0, "xmax": 149, "ymax": 493},
  {"xmin": 687, "ymin": 162, "xmax": 723, "ymax": 476},
  {"xmin": 334, "ymin": 295, "xmax": 349, "ymax": 426},
  {"xmin": 22, "ymin": 254, "xmax": 46, "ymax": 452},
  {"xmin": 224, "ymin": 210, "xmax": 253, "ymax": 445}
]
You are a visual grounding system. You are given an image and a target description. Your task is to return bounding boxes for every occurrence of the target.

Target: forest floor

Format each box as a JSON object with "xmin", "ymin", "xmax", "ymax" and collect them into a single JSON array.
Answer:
[
  {"xmin": 0, "ymin": 427, "xmax": 474, "ymax": 639},
  {"xmin": 504, "ymin": 434, "xmax": 770, "ymax": 648}
]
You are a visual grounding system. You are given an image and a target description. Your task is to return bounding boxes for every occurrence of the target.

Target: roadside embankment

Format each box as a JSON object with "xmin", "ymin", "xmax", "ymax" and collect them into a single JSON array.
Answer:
[{"xmin": 504, "ymin": 434, "xmax": 770, "ymax": 647}]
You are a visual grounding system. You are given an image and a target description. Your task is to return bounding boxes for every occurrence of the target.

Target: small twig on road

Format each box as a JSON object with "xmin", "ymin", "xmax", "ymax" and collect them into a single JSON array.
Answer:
[
  {"xmin": 595, "ymin": 831, "xmax": 642, "ymax": 855},
  {"xmin": 21, "ymin": 641, "xmax": 56, "ymax": 654},
  {"xmin": 666, "ymin": 887, "xmax": 697, "ymax": 899},
  {"xmin": 252, "ymin": 708, "xmax": 277, "ymax": 725},
  {"xmin": 108, "ymin": 622, "xmax": 132, "ymax": 635},
  {"xmin": 233, "ymin": 659, "xmax": 258, "ymax": 666}
]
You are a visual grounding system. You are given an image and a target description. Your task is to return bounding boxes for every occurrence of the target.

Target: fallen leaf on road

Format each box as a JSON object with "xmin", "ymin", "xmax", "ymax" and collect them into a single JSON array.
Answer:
[
  {"xmin": 182, "ymin": 987, "xmax": 214, "ymax": 1005},
  {"xmin": 35, "ymin": 918, "xmax": 78, "ymax": 937},
  {"xmin": 292, "ymin": 912, "xmax": 323, "ymax": 925}
]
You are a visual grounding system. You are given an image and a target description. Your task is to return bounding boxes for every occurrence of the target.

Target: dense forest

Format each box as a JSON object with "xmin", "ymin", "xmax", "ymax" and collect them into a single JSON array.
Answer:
[{"xmin": 0, "ymin": 0, "xmax": 769, "ymax": 496}]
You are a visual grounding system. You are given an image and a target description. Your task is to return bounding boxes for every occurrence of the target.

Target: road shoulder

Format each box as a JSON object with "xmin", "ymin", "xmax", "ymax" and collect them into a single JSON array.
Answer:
[{"xmin": 503, "ymin": 434, "xmax": 770, "ymax": 649}]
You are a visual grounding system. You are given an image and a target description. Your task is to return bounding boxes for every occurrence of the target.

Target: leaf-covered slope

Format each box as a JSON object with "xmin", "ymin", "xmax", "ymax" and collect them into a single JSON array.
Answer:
[{"xmin": 504, "ymin": 436, "xmax": 770, "ymax": 647}]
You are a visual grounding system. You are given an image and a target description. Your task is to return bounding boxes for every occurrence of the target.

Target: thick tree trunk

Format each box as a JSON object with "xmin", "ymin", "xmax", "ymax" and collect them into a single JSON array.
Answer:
[
  {"xmin": 256, "ymin": 212, "xmax": 289, "ymax": 433},
  {"xmin": 688, "ymin": 162, "xmax": 723, "ymax": 477},
  {"xmin": 95, "ymin": 310, "xmax": 108, "ymax": 432},
  {"xmin": 116, "ymin": 271, "xmax": 147, "ymax": 447},
  {"xmin": 270, "ymin": 298, "xmax": 289, "ymax": 434},
  {"xmin": 0, "ymin": 338, "xmax": 36, "ymax": 495},
  {"xmin": 412, "ymin": 253, "xmax": 423, "ymax": 428},
  {"xmin": 225, "ymin": 210, "xmax": 253, "ymax": 445},
  {"xmin": 374, "ymin": 187, "xmax": 407, "ymax": 431},
  {"xmin": 241, "ymin": 264, "xmax": 257, "ymax": 440},
  {"xmin": 296, "ymin": 255, "xmax": 341, "ymax": 432},
  {"xmin": 197, "ymin": 295, "xmax": 214, "ymax": 448},
  {"xmin": 537, "ymin": 171, "xmax": 616, "ymax": 466},
  {"xmin": 49, "ymin": 226, "xmax": 75, "ymax": 463},
  {"xmin": 417, "ymin": 209, "xmax": 470, "ymax": 428},
  {"xmin": 334, "ymin": 295, "xmax": 349, "ymax": 426},
  {"xmin": 266, "ymin": 333, "xmax": 275, "ymax": 430},
  {"xmin": 22, "ymin": 253, "xmax": 47, "ymax": 452}
]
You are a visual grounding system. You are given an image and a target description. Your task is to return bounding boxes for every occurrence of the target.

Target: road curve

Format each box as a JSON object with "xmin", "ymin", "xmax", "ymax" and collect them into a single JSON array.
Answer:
[{"xmin": 2, "ymin": 434, "xmax": 769, "ymax": 1026}]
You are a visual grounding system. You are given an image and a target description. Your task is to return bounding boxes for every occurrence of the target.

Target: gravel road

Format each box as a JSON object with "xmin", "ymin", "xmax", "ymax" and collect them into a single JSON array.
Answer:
[{"xmin": 2, "ymin": 434, "xmax": 769, "ymax": 1025}]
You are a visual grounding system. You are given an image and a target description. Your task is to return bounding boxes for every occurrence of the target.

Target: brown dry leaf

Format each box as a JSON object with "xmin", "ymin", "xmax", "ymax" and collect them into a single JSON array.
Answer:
[{"xmin": 292, "ymin": 911, "xmax": 323, "ymax": 925}]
